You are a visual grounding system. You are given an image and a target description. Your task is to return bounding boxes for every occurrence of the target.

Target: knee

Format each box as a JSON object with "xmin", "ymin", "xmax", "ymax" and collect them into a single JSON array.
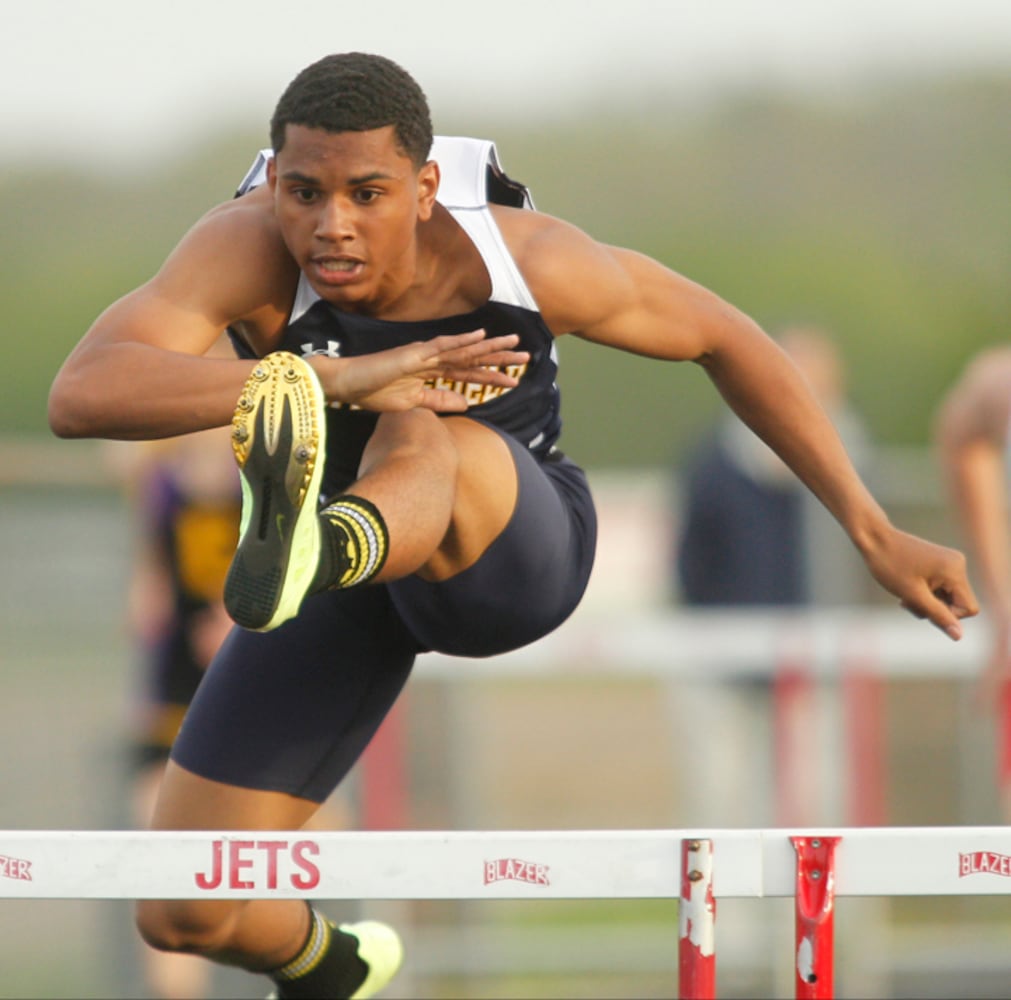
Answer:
[
  {"xmin": 363, "ymin": 410, "xmax": 459, "ymax": 472},
  {"xmin": 136, "ymin": 898, "xmax": 240, "ymax": 956}
]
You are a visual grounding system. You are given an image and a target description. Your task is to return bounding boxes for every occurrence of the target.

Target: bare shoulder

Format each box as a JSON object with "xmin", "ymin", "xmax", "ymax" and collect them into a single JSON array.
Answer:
[
  {"xmin": 490, "ymin": 204, "xmax": 627, "ymax": 335},
  {"xmin": 488, "ymin": 204, "xmax": 731, "ymax": 361},
  {"xmin": 152, "ymin": 185, "xmax": 298, "ymax": 336},
  {"xmin": 174, "ymin": 186, "xmax": 292, "ymax": 287}
]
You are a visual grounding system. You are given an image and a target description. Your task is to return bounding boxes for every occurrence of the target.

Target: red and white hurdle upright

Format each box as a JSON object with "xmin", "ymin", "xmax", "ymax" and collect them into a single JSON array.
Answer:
[{"xmin": 2, "ymin": 825, "xmax": 1011, "ymax": 998}]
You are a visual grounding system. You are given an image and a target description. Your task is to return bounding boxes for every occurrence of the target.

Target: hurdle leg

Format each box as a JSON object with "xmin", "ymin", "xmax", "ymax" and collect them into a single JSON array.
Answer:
[
  {"xmin": 679, "ymin": 837, "xmax": 716, "ymax": 999},
  {"xmin": 791, "ymin": 835, "xmax": 841, "ymax": 999}
]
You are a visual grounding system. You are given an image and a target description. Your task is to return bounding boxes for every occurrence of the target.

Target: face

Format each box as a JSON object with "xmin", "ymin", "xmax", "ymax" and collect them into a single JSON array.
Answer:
[{"xmin": 268, "ymin": 124, "xmax": 439, "ymax": 311}]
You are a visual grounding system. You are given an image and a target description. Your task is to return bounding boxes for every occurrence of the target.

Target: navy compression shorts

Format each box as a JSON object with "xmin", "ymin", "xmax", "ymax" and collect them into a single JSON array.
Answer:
[{"xmin": 169, "ymin": 426, "xmax": 597, "ymax": 802}]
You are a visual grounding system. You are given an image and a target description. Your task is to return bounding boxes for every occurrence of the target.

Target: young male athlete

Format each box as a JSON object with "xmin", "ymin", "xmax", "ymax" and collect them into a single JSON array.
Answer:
[{"xmin": 49, "ymin": 52, "xmax": 977, "ymax": 999}]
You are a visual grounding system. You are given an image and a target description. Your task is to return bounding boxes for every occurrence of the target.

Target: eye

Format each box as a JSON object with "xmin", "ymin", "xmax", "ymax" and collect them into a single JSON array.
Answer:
[
  {"xmin": 292, "ymin": 187, "xmax": 318, "ymax": 204},
  {"xmin": 354, "ymin": 188, "xmax": 381, "ymax": 204}
]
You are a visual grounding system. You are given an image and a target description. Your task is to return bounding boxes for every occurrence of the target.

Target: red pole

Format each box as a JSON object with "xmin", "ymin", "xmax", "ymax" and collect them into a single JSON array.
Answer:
[
  {"xmin": 791, "ymin": 835, "xmax": 841, "ymax": 1000},
  {"xmin": 360, "ymin": 700, "xmax": 408, "ymax": 830},
  {"xmin": 842, "ymin": 648, "xmax": 887, "ymax": 827},
  {"xmin": 773, "ymin": 651, "xmax": 817, "ymax": 827},
  {"xmin": 679, "ymin": 837, "xmax": 716, "ymax": 999}
]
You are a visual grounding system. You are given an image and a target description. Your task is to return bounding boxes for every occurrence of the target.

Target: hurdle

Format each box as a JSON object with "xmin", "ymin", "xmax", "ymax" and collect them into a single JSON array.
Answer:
[{"xmin": 3, "ymin": 826, "xmax": 1011, "ymax": 998}]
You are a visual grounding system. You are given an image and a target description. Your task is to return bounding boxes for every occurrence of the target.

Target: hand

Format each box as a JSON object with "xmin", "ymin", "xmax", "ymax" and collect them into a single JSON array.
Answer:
[
  {"xmin": 312, "ymin": 329, "xmax": 530, "ymax": 413},
  {"xmin": 861, "ymin": 525, "xmax": 978, "ymax": 640}
]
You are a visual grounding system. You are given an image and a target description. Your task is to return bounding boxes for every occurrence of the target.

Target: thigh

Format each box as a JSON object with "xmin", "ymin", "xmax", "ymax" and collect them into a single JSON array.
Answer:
[
  {"xmin": 389, "ymin": 434, "xmax": 598, "ymax": 657},
  {"xmin": 170, "ymin": 585, "xmax": 419, "ymax": 803},
  {"xmin": 422, "ymin": 415, "xmax": 519, "ymax": 580}
]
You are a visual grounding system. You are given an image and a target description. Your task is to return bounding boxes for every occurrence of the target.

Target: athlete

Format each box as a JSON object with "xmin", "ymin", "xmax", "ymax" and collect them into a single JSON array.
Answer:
[
  {"xmin": 49, "ymin": 52, "xmax": 977, "ymax": 999},
  {"xmin": 936, "ymin": 346, "xmax": 1011, "ymax": 820}
]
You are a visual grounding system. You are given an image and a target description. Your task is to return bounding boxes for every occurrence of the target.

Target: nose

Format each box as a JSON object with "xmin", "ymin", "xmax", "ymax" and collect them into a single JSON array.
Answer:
[{"xmin": 315, "ymin": 196, "xmax": 356, "ymax": 242}]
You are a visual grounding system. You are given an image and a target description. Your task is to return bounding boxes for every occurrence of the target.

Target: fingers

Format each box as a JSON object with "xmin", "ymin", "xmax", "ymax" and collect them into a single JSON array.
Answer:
[
  {"xmin": 900, "ymin": 598, "xmax": 962, "ymax": 641},
  {"xmin": 467, "ymin": 348, "xmax": 531, "ymax": 367},
  {"xmin": 943, "ymin": 580, "xmax": 980, "ymax": 620},
  {"xmin": 419, "ymin": 388, "xmax": 471, "ymax": 413},
  {"xmin": 427, "ymin": 331, "xmax": 526, "ymax": 364},
  {"xmin": 423, "ymin": 329, "xmax": 488, "ymax": 356},
  {"xmin": 927, "ymin": 567, "xmax": 980, "ymax": 641},
  {"xmin": 900, "ymin": 580, "xmax": 978, "ymax": 641},
  {"xmin": 438, "ymin": 364, "xmax": 524, "ymax": 387},
  {"xmin": 414, "ymin": 330, "xmax": 529, "ymax": 390}
]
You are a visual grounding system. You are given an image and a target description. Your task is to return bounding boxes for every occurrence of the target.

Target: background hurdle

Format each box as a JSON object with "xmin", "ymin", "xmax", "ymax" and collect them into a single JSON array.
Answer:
[{"xmin": 3, "ymin": 826, "xmax": 1011, "ymax": 998}]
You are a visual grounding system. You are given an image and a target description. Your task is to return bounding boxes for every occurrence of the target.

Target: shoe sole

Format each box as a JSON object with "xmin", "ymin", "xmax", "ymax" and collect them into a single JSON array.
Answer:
[
  {"xmin": 224, "ymin": 352, "xmax": 326, "ymax": 631},
  {"xmin": 342, "ymin": 921, "xmax": 404, "ymax": 1000}
]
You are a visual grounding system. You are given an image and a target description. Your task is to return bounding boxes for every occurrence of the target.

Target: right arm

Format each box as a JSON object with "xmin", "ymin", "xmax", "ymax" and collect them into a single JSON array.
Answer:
[
  {"xmin": 49, "ymin": 192, "xmax": 530, "ymax": 440},
  {"xmin": 48, "ymin": 193, "xmax": 298, "ymax": 440}
]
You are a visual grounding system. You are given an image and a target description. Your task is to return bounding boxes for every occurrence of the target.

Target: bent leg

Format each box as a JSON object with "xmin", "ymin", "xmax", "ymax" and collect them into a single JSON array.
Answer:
[
  {"xmin": 146, "ymin": 586, "xmax": 418, "ymax": 977},
  {"xmin": 347, "ymin": 410, "xmax": 519, "ymax": 582},
  {"xmin": 136, "ymin": 763, "xmax": 319, "ymax": 970},
  {"xmin": 390, "ymin": 434, "xmax": 598, "ymax": 657}
]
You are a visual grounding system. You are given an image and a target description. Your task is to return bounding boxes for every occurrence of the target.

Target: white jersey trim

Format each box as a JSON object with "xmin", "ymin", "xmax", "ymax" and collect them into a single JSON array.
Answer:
[{"xmin": 235, "ymin": 137, "xmax": 539, "ymax": 322}]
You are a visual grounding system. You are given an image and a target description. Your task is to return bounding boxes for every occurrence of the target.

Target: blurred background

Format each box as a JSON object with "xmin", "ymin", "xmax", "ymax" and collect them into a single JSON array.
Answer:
[{"xmin": 2, "ymin": 0, "xmax": 1010, "ymax": 996}]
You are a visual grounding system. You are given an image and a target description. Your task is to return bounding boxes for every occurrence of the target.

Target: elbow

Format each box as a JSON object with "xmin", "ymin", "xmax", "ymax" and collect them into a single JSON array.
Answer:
[
  {"xmin": 47, "ymin": 398, "xmax": 83, "ymax": 440},
  {"xmin": 47, "ymin": 377, "xmax": 96, "ymax": 439}
]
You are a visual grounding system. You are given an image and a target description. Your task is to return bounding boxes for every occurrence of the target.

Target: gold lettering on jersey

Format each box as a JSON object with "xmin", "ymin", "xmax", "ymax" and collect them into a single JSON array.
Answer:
[
  {"xmin": 326, "ymin": 362, "xmax": 528, "ymax": 411},
  {"xmin": 426, "ymin": 362, "xmax": 528, "ymax": 406}
]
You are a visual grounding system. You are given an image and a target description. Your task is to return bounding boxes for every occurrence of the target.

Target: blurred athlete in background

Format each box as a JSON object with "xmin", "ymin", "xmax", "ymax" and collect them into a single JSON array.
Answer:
[
  {"xmin": 112, "ymin": 416, "xmax": 240, "ymax": 998},
  {"xmin": 936, "ymin": 346, "xmax": 1011, "ymax": 820}
]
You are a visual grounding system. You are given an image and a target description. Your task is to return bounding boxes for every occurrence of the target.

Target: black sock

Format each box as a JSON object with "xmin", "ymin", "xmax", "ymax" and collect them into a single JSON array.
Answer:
[
  {"xmin": 269, "ymin": 906, "xmax": 368, "ymax": 999},
  {"xmin": 313, "ymin": 494, "xmax": 389, "ymax": 592}
]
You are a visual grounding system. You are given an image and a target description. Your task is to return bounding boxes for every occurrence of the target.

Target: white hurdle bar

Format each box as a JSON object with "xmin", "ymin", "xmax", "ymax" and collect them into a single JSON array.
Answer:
[{"xmin": 4, "ymin": 827, "xmax": 1011, "ymax": 998}]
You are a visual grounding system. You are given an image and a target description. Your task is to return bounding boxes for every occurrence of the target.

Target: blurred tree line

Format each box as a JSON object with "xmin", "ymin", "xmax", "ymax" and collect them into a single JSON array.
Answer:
[{"xmin": 3, "ymin": 73, "xmax": 1007, "ymax": 469}]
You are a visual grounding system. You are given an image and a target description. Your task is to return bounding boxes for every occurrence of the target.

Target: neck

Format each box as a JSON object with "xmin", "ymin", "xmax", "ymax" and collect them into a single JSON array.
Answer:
[{"xmin": 367, "ymin": 207, "xmax": 486, "ymax": 321}]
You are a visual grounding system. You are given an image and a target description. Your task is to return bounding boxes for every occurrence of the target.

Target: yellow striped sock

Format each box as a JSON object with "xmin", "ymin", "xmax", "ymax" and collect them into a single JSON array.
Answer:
[
  {"xmin": 320, "ymin": 495, "xmax": 389, "ymax": 589},
  {"xmin": 275, "ymin": 908, "xmax": 331, "ymax": 981}
]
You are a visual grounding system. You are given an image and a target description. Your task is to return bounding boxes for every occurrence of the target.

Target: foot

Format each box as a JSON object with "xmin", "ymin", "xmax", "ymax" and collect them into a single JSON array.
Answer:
[
  {"xmin": 224, "ymin": 351, "xmax": 327, "ymax": 631},
  {"xmin": 342, "ymin": 921, "xmax": 404, "ymax": 1000}
]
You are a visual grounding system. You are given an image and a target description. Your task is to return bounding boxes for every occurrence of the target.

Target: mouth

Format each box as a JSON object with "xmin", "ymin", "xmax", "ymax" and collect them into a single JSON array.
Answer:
[{"xmin": 309, "ymin": 255, "xmax": 365, "ymax": 286}]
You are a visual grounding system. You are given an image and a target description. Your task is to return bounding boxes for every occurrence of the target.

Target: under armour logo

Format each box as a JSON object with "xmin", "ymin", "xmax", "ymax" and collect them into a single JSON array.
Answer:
[{"xmin": 301, "ymin": 340, "xmax": 341, "ymax": 359}]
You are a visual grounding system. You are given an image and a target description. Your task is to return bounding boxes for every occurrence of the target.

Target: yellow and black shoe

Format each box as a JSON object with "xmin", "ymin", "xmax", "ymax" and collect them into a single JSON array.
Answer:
[
  {"xmin": 342, "ymin": 921, "xmax": 404, "ymax": 1000},
  {"xmin": 224, "ymin": 351, "xmax": 327, "ymax": 631},
  {"xmin": 264, "ymin": 919, "xmax": 403, "ymax": 1000}
]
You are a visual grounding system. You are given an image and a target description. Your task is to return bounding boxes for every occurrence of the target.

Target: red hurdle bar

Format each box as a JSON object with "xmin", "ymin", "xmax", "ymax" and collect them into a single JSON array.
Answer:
[
  {"xmin": 679, "ymin": 837, "xmax": 716, "ymax": 999},
  {"xmin": 792, "ymin": 835, "xmax": 841, "ymax": 999}
]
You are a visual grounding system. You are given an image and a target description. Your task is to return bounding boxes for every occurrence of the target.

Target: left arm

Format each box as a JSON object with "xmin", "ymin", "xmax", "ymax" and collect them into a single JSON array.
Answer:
[{"xmin": 500, "ymin": 208, "xmax": 977, "ymax": 637}]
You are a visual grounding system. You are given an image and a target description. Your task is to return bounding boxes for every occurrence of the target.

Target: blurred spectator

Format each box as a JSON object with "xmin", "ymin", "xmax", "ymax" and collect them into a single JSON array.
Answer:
[
  {"xmin": 110, "ymin": 422, "xmax": 242, "ymax": 998},
  {"xmin": 676, "ymin": 325, "xmax": 871, "ymax": 609},
  {"xmin": 935, "ymin": 346, "xmax": 1011, "ymax": 821},
  {"xmin": 670, "ymin": 326, "xmax": 871, "ymax": 826}
]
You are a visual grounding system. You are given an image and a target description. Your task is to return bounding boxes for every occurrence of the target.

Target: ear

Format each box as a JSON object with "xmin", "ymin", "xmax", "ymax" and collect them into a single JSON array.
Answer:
[
  {"xmin": 416, "ymin": 159, "xmax": 440, "ymax": 221},
  {"xmin": 266, "ymin": 155, "xmax": 278, "ymax": 194}
]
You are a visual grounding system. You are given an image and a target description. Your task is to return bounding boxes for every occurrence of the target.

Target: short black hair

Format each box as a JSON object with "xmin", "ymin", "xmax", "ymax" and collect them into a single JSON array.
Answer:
[{"xmin": 270, "ymin": 53, "xmax": 433, "ymax": 167}]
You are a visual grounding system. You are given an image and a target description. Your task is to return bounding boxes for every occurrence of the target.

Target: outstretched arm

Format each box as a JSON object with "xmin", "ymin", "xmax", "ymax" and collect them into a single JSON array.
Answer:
[
  {"xmin": 48, "ymin": 195, "xmax": 295, "ymax": 440},
  {"xmin": 502, "ymin": 208, "xmax": 977, "ymax": 637},
  {"xmin": 50, "ymin": 193, "xmax": 529, "ymax": 440}
]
